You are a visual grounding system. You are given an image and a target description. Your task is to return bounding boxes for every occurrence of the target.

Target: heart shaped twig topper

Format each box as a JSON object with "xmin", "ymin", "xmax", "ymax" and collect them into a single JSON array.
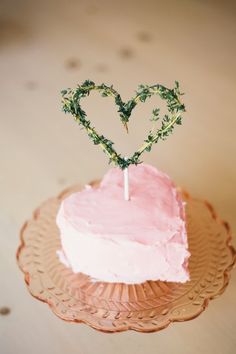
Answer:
[{"xmin": 61, "ymin": 80, "xmax": 186, "ymax": 170}]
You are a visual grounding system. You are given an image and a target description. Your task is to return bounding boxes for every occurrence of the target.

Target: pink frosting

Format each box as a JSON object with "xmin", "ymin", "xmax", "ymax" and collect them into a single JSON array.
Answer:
[{"xmin": 56, "ymin": 164, "xmax": 190, "ymax": 284}]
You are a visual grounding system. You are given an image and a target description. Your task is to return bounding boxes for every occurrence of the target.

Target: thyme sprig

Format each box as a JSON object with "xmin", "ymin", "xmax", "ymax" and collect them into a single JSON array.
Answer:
[{"xmin": 61, "ymin": 80, "xmax": 185, "ymax": 169}]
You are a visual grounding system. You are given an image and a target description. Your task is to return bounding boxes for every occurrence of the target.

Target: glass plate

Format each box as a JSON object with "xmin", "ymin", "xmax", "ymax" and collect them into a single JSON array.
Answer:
[{"xmin": 17, "ymin": 185, "xmax": 236, "ymax": 333}]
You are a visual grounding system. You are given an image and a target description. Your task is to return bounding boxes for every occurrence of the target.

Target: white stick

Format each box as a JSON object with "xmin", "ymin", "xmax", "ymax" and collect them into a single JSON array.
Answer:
[{"xmin": 124, "ymin": 159, "xmax": 130, "ymax": 201}]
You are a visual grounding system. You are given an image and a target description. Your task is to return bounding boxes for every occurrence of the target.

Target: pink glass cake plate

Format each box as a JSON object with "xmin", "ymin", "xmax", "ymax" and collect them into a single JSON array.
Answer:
[{"xmin": 17, "ymin": 183, "xmax": 236, "ymax": 333}]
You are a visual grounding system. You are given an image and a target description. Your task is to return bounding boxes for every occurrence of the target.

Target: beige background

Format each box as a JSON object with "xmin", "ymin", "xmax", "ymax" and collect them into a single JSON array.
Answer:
[{"xmin": 0, "ymin": 0, "xmax": 236, "ymax": 353}]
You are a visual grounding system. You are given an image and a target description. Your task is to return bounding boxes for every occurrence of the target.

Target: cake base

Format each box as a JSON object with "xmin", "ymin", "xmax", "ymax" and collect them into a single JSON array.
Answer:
[{"xmin": 17, "ymin": 184, "xmax": 236, "ymax": 333}]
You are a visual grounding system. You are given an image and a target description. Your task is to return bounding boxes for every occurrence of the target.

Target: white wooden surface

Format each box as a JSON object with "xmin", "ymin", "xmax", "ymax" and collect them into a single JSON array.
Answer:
[{"xmin": 0, "ymin": 1, "xmax": 236, "ymax": 353}]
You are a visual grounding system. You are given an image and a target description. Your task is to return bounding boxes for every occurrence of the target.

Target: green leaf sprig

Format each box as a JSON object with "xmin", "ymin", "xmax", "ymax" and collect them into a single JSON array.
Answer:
[{"xmin": 61, "ymin": 80, "xmax": 186, "ymax": 169}]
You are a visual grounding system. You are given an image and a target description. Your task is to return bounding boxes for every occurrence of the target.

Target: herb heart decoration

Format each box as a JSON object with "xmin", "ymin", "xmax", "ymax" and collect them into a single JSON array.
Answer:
[{"xmin": 61, "ymin": 80, "xmax": 185, "ymax": 169}]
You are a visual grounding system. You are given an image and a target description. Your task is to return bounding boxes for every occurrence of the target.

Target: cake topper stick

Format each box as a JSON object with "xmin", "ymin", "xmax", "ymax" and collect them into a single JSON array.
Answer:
[
  {"xmin": 124, "ymin": 157, "xmax": 130, "ymax": 201},
  {"xmin": 61, "ymin": 80, "xmax": 185, "ymax": 170}
]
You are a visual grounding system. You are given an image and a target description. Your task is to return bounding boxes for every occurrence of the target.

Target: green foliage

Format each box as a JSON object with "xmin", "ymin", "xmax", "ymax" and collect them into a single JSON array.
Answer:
[{"xmin": 61, "ymin": 80, "xmax": 186, "ymax": 169}]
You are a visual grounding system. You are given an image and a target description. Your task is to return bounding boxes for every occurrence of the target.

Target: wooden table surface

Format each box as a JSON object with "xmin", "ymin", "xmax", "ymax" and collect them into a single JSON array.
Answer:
[{"xmin": 1, "ymin": 1, "xmax": 236, "ymax": 353}]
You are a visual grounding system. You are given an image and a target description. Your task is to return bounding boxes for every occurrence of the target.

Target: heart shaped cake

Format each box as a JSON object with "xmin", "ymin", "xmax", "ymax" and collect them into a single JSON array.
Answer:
[{"xmin": 56, "ymin": 164, "xmax": 190, "ymax": 284}]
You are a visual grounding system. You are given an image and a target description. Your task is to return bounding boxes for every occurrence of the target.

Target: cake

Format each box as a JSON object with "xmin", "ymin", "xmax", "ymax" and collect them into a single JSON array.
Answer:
[{"xmin": 56, "ymin": 164, "xmax": 190, "ymax": 284}]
